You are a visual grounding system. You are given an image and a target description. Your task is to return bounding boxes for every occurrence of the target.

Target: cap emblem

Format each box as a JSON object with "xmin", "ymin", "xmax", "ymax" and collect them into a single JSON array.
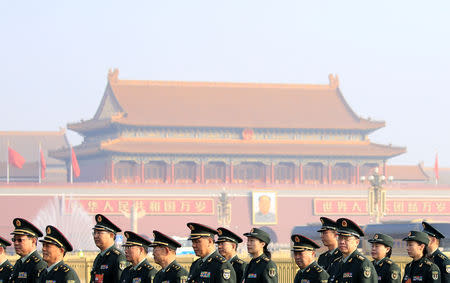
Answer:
[
  {"xmin": 46, "ymin": 227, "xmax": 51, "ymax": 234},
  {"xmin": 374, "ymin": 234, "xmax": 379, "ymax": 239},
  {"xmin": 295, "ymin": 236, "xmax": 300, "ymax": 242},
  {"xmin": 342, "ymin": 220, "xmax": 347, "ymax": 227},
  {"xmin": 189, "ymin": 224, "xmax": 194, "ymax": 231},
  {"xmin": 97, "ymin": 215, "xmax": 102, "ymax": 222},
  {"xmin": 16, "ymin": 219, "xmax": 21, "ymax": 227},
  {"xmin": 218, "ymin": 229, "xmax": 222, "ymax": 236}
]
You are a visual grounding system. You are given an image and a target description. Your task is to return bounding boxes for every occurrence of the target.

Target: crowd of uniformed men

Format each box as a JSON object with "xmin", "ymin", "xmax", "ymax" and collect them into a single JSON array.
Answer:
[{"xmin": 0, "ymin": 214, "xmax": 447, "ymax": 283}]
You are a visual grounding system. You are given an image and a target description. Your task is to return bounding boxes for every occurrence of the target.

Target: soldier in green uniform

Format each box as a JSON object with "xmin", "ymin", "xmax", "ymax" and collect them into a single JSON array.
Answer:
[
  {"xmin": 291, "ymin": 234, "xmax": 329, "ymax": 283},
  {"xmin": 0, "ymin": 235, "xmax": 13, "ymax": 282},
  {"xmin": 402, "ymin": 231, "xmax": 441, "ymax": 283},
  {"xmin": 38, "ymin": 225, "xmax": 80, "ymax": 283},
  {"xmin": 186, "ymin": 222, "xmax": 236, "ymax": 283},
  {"xmin": 242, "ymin": 228, "xmax": 278, "ymax": 283},
  {"xmin": 216, "ymin": 227, "xmax": 247, "ymax": 283},
  {"xmin": 90, "ymin": 214, "xmax": 127, "ymax": 283},
  {"xmin": 151, "ymin": 230, "xmax": 189, "ymax": 283},
  {"xmin": 368, "ymin": 233, "xmax": 401, "ymax": 283},
  {"xmin": 327, "ymin": 217, "xmax": 377, "ymax": 283},
  {"xmin": 9, "ymin": 218, "xmax": 47, "ymax": 283},
  {"xmin": 316, "ymin": 217, "xmax": 341, "ymax": 272},
  {"xmin": 422, "ymin": 221, "xmax": 449, "ymax": 283},
  {"xmin": 120, "ymin": 231, "xmax": 157, "ymax": 283}
]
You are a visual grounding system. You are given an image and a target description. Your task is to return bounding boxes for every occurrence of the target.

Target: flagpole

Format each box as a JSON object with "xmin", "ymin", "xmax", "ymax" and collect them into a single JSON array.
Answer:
[
  {"xmin": 6, "ymin": 140, "xmax": 9, "ymax": 184},
  {"xmin": 70, "ymin": 146, "xmax": 73, "ymax": 184},
  {"xmin": 38, "ymin": 143, "xmax": 41, "ymax": 184}
]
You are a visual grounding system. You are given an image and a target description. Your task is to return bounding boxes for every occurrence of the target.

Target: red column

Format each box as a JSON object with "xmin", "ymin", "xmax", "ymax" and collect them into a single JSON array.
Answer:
[
  {"xmin": 141, "ymin": 162, "xmax": 145, "ymax": 184},
  {"xmin": 230, "ymin": 163, "xmax": 234, "ymax": 183},
  {"xmin": 356, "ymin": 165, "xmax": 360, "ymax": 184},
  {"xmin": 299, "ymin": 163, "xmax": 303, "ymax": 184},
  {"xmin": 271, "ymin": 162, "xmax": 274, "ymax": 184},
  {"xmin": 171, "ymin": 163, "xmax": 175, "ymax": 184},
  {"xmin": 111, "ymin": 161, "xmax": 115, "ymax": 183},
  {"xmin": 201, "ymin": 161, "xmax": 205, "ymax": 184},
  {"xmin": 383, "ymin": 161, "xmax": 387, "ymax": 177},
  {"xmin": 328, "ymin": 164, "xmax": 332, "ymax": 184}
]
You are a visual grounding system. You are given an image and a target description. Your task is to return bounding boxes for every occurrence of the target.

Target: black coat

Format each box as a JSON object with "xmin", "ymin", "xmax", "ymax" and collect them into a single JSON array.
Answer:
[
  {"xmin": 0, "ymin": 259, "xmax": 13, "ymax": 282},
  {"xmin": 402, "ymin": 256, "xmax": 441, "ymax": 283},
  {"xmin": 10, "ymin": 250, "xmax": 47, "ymax": 283},
  {"xmin": 120, "ymin": 258, "xmax": 157, "ymax": 283},
  {"xmin": 230, "ymin": 256, "xmax": 247, "ymax": 283},
  {"xmin": 372, "ymin": 258, "xmax": 401, "ymax": 283},
  {"xmin": 242, "ymin": 254, "xmax": 278, "ymax": 283},
  {"xmin": 187, "ymin": 250, "xmax": 236, "ymax": 283},
  {"xmin": 318, "ymin": 249, "xmax": 342, "ymax": 272},
  {"xmin": 38, "ymin": 261, "xmax": 80, "ymax": 283},
  {"xmin": 429, "ymin": 249, "xmax": 449, "ymax": 283},
  {"xmin": 154, "ymin": 260, "xmax": 188, "ymax": 283},
  {"xmin": 294, "ymin": 261, "xmax": 329, "ymax": 283},
  {"xmin": 90, "ymin": 246, "xmax": 127, "ymax": 283}
]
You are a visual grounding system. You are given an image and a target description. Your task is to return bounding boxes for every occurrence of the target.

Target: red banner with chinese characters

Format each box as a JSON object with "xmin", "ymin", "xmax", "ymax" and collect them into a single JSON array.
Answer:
[
  {"xmin": 65, "ymin": 198, "xmax": 214, "ymax": 215},
  {"xmin": 314, "ymin": 198, "xmax": 450, "ymax": 215}
]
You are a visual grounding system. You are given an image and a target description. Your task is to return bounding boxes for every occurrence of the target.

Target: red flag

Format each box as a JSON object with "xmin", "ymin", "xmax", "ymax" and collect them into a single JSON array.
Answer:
[
  {"xmin": 8, "ymin": 147, "xmax": 25, "ymax": 169},
  {"xmin": 434, "ymin": 153, "xmax": 439, "ymax": 181},
  {"xmin": 71, "ymin": 148, "xmax": 80, "ymax": 178},
  {"xmin": 40, "ymin": 149, "xmax": 46, "ymax": 179}
]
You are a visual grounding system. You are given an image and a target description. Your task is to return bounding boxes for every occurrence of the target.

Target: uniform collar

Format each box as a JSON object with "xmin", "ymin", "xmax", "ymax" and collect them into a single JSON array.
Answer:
[
  {"xmin": 21, "ymin": 249, "xmax": 37, "ymax": 263},
  {"xmin": 374, "ymin": 257, "xmax": 386, "ymax": 265},
  {"xmin": 202, "ymin": 250, "xmax": 216, "ymax": 262},
  {"xmin": 342, "ymin": 249, "xmax": 357, "ymax": 263},
  {"xmin": 133, "ymin": 258, "xmax": 147, "ymax": 270},
  {"xmin": 46, "ymin": 260, "xmax": 62, "ymax": 273},
  {"xmin": 300, "ymin": 261, "xmax": 315, "ymax": 273},
  {"xmin": 162, "ymin": 260, "xmax": 176, "ymax": 272},
  {"xmin": 100, "ymin": 244, "xmax": 115, "ymax": 256}
]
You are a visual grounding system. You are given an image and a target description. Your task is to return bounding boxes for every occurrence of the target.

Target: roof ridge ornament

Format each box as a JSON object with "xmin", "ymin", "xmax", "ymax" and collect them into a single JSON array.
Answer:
[
  {"xmin": 328, "ymin": 73, "xmax": 339, "ymax": 88},
  {"xmin": 108, "ymin": 68, "xmax": 119, "ymax": 83}
]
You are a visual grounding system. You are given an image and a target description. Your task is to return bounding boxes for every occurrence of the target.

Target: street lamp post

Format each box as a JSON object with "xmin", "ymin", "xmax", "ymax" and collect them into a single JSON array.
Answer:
[{"xmin": 360, "ymin": 167, "xmax": 393, "ymax": 223}]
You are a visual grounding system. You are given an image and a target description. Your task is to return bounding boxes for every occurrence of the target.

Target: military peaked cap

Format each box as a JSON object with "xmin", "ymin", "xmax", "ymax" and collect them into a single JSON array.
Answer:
[
  {"xmin": 336, "ymin": 218, "xmax": 364, "ymax": 238},
  {"xmin": 0, "ymin": 235, "xmax": 11, "ymax": 247},
  {"xmin": 317, "ymin": 217, "xmax": 338, "ymax": 232},
  {"xmin": 123, "ymin": 231, "xmax": 152, "ymax": 247},
  {"xmin": 150, "ymin": 230, "xmax": 181, "ymax": 250},
  {"xmin": 39, "ymin": 225, "xmax": 73, "ymax": 252},
  {"xmin": 217, "ymin": 227, "xmax": 243, "ymax": 244},
  {"xmin": 403, "ymin": 231, "xmax": 430, "ymax": 245},
  {"xmin": 291, "ymin": 234, "xmax": 320, "ymax": 252},
  {"xmin": 243, "ymin": 227, "xmax": 271, "ymax": 244},
  {"xmin": 368, "ymin": 233, "xmax": 394, "ymax": 248},
  {"xmin": 187, "ymin": 222, "xmax": 217, "ymax": 240},
  {"xmin": 11, "ymin": 218, "xmax": 43, "ymax": 238},
  {"xmin": 93, "ymin": 214, "xmax": 122, "ymax": 233},
  {"xmin": 422, "ymin": 221, "xmax": 445, "ymax": 239}
]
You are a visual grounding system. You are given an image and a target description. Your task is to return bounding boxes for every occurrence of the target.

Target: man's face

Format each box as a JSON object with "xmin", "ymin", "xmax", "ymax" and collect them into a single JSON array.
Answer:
[
  {"xmin": 320, "ymin": 230, "xmax": 337, "ymax": 246},
  {"xmin": 93, "ymin": 230, "xmax": 114, "ymax": 250},
  {"xmin": 406, "ymin": 241, "xmax": 423, "ymax": 259},
  {"xmin": 124, "ymin": 245, "xmax": 143, "ymax": 263},
  {"xmin": 258, "ymin": 196, "xmax": 271, "ymax": 214},
  {"xmin": 191, "ymin": 237, "xmax": 211, "ymax": 258},
  {"xmin": 12, "ymin": 235, "xmax": 35, "ymax": 257},
  {"xmin": 42, "ymin": 242, "xmax": 63, "ymax": 265},
  {"xmin": 370, "ymin": 243, "xmax": 389, "ymax": 261},
  {"xmin": 293, "ymin": 250, "xmax": 315, "ymax": 269},
  {"xmin": 217, "ymin": 241, "xmax": 235, "ymax": 258},
  {"xmin": 152, "ymin": 245, "xmax": 167, "ymax": 266},
  {"xmin": 338, "ymin": 235, "xmax": 359, "ymax": 256}
]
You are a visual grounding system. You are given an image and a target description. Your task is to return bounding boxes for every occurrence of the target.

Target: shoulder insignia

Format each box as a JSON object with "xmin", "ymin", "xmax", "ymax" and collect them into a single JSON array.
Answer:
[
  {"xmin": 385, "ymin": 258, "xmax": 392, "ymax": 264},
  {"xmin": 333, "ymin": 256, "xmax": 342, "ymax": 263},
  {"xmin": 119, "ymin": 261, "xmax": 127, "ymax": 270},
  {"xmin": 391, "ymin": 270, "xmax": 399, "ymax": 280},
  {"xmin": 268, "ymin": 267, "xmax": 276, "ymax": 277},
  {"xmin": 236, "ymin": 258, "xmax": 244, "ymax": 264},
  {"xmin": 363, "ymin": 266, "xmax": 371, "ymax": 278},
  {"xmin": 262, "ymin": 255, "xmax": 270, "ymax": 262},
  {"xmin": 112, "ymin": 249, "xmax": 120, "ymax": 255},
  {"xmin": 424, "ymin": 259, "xmax": 433, "ymax": 265},
  {"xmin": 223, "ymin": 268, "xmax": 231, "ymax": 280},
  {"xmin": 174, "ymin": 264, "xmax": 180, "ymax": 270},
  {"xmin": 437, "ymin": 253, "xmax": 447, "ymax": 260},
  {"xmin": 432, "ymin": 270, "xmax": 439, "ymax": 280},
  {"xmin": 31, "ymin": 255, "xmax": 40, "ymax": 263},
  {"xmin": 106, "ymin": 251, "xmax": 111, "ymax": 256},
  {"xmin": 333, "ymin": 250, "xmax": 339, "ymax": 255},
  {"xmin": 356, "ymin": 254, "xmax": 365, "ymax": 261},
  {"xmin": 145, "ymin": 263, "xmax": 153, "ymax": 269}
]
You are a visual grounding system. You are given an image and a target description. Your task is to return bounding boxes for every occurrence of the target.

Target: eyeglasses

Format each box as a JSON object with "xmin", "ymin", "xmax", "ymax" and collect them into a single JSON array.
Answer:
[
  {"xmin": 11, "ymin": 238, "xmax": 27, "ymax": 243},
  {"xmin": 92, "ymin": 231, "xmax": 108, "ymax": 236}
]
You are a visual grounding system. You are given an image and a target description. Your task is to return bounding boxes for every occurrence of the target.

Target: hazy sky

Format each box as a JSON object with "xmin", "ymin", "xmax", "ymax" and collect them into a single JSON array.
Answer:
[{"xmin": 1, "ymin": 1, "xmax": 449, "ymax": 167}]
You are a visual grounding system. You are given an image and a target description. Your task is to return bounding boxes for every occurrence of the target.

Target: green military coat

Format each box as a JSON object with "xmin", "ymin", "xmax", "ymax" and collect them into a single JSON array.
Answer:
[
  {"xmin": 242, "ymin": 254, "xmax": 278, "ymax": 283},
  {"xmin": 90, "ymin": 245, "xmax": 127, "ymax": 283},
  {"xmin": 187, "ymin": 250, "xmax": 236, "ymax": 283},
  {"xmin": 293, "ymin": 261, "xmax": 329, "ymax": 283},
  {"xmin": 120, "ymin": 258, "xmax": 157, "ymax": 283},
  {"xmin": 230, "ymin": 255, "xmax": 247, "ymax": 283},
  {"xmin": 402, "ymin": 256, "xmax": 441, "ymax": 283},
  {"xmin": 328, "ymin": 250, "xmax": 377, "ymax": 283},
  {"xmin": 10, "ymin": 250, "xmax": 47, "ymax": 283},
  {"xmin": 154, "ymin": 260, "xmax": 188, "ymax": 283},
  {"xmin": 38, "ymin": 261, "xmax": 80, "ymax": 283},
  {"xmin": 372, "ymin": 258, "xmax": 401, "ymax": 283},
  {"xmin": 429, "ymin": 249, "xmax": 449, "ymax": 283},
  {"xmin": 317, "ymin": 249, "xmax": 341, "ymax": 272},
  {"xmin": 0, "ymin": 259, "xmax": 13, "ymax": 283}
]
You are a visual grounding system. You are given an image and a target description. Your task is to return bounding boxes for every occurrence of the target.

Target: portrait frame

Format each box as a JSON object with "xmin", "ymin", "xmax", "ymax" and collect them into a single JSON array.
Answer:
[{"xmin": 252, "ymin": 191, "xmax": 277, "ymax": 225}]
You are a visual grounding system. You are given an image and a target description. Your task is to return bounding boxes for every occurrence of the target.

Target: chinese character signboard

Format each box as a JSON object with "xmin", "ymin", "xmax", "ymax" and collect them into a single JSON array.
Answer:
[
  {"xmin": 314, "ymin": 198, "xmax": 450, "ymax": 215},
  {"xmin": 65, "ymin": 198, "xmax": 214, "ymax": 215}
]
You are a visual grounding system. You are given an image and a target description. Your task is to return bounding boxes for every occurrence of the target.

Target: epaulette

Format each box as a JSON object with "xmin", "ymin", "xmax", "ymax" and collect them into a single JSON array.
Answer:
[
  {"xmin": 314, "ymin": 265, "xmax": 322, "ymax": 273},
  {"xmin": 437, "ymin": 253, "xmax": 447, "ymax": 260},
  {"xmin": 385, "ymin": 258, "xmax": 393, "ymax": 265},
  {"xmin": 261, "ymin": 255, "xmax": 270, "ymax": 262},
  {"xmin": 332, "ymin": 256, "xmax": 342, "ymax": 263},
  {"xmin": 213, "ymin": 254, "xmax": 227, "ymax": 263},
  {"xmin": 333, "ymin": 249, "xmax": 340, "ymax": 255},
  {"xmin": 144, "ymin": 263, "xmax": 154, "ymax": 270},
  {"xmin": 235, "ymin": 258, "xmax": 245, "ymax": 264},
  {"xmin": 31, "ymin": 255, "xmax": 41, "ymax": 263},
  {"xmin": 60, "ymin": 264, "xmax": 70, "ymax": 273},
  {"xmin": 173, "ymin": 264, "xmax": 181, "ymax": 270},
  {"xmin": 355, "ymin": 254, "xmax": 365, "ymax": 262},
  {"xmin": 424, "ymin": 258, "xmax": 433, "ymax": 266},
  {"xmin": 112, "ymin": 248, "xmax": 121, "ymax": 255}
]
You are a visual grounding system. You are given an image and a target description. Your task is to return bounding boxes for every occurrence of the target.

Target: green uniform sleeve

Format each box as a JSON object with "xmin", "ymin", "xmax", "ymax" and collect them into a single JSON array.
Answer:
[
  {"xmin": 218, "ymin": 261, "xmax": 236, "ymax": 283},
  {"xmin": 116, "ymin": 252, "xmax": 127, "ymax": 282},
  {"xmin": 64, "ymin": 269, "xmax": 81, "ymax": 283},
  {"xmin": 359, "ymin": 260, "xmax": 377, "ymax": 283},
  {"xmin": 318, "ymin": 268, "xmax": 330, "ymax": 282},
  {"xmin": 388, "ymin": 263, "xmax": 401, "ymax": 283},
  {"xmin": 427, "ymin": 264, "xmax": 441, "ymax": 283},
  {"xmin": 262, "ymin": 261, "xmax": 278, "ymax": 283}
]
